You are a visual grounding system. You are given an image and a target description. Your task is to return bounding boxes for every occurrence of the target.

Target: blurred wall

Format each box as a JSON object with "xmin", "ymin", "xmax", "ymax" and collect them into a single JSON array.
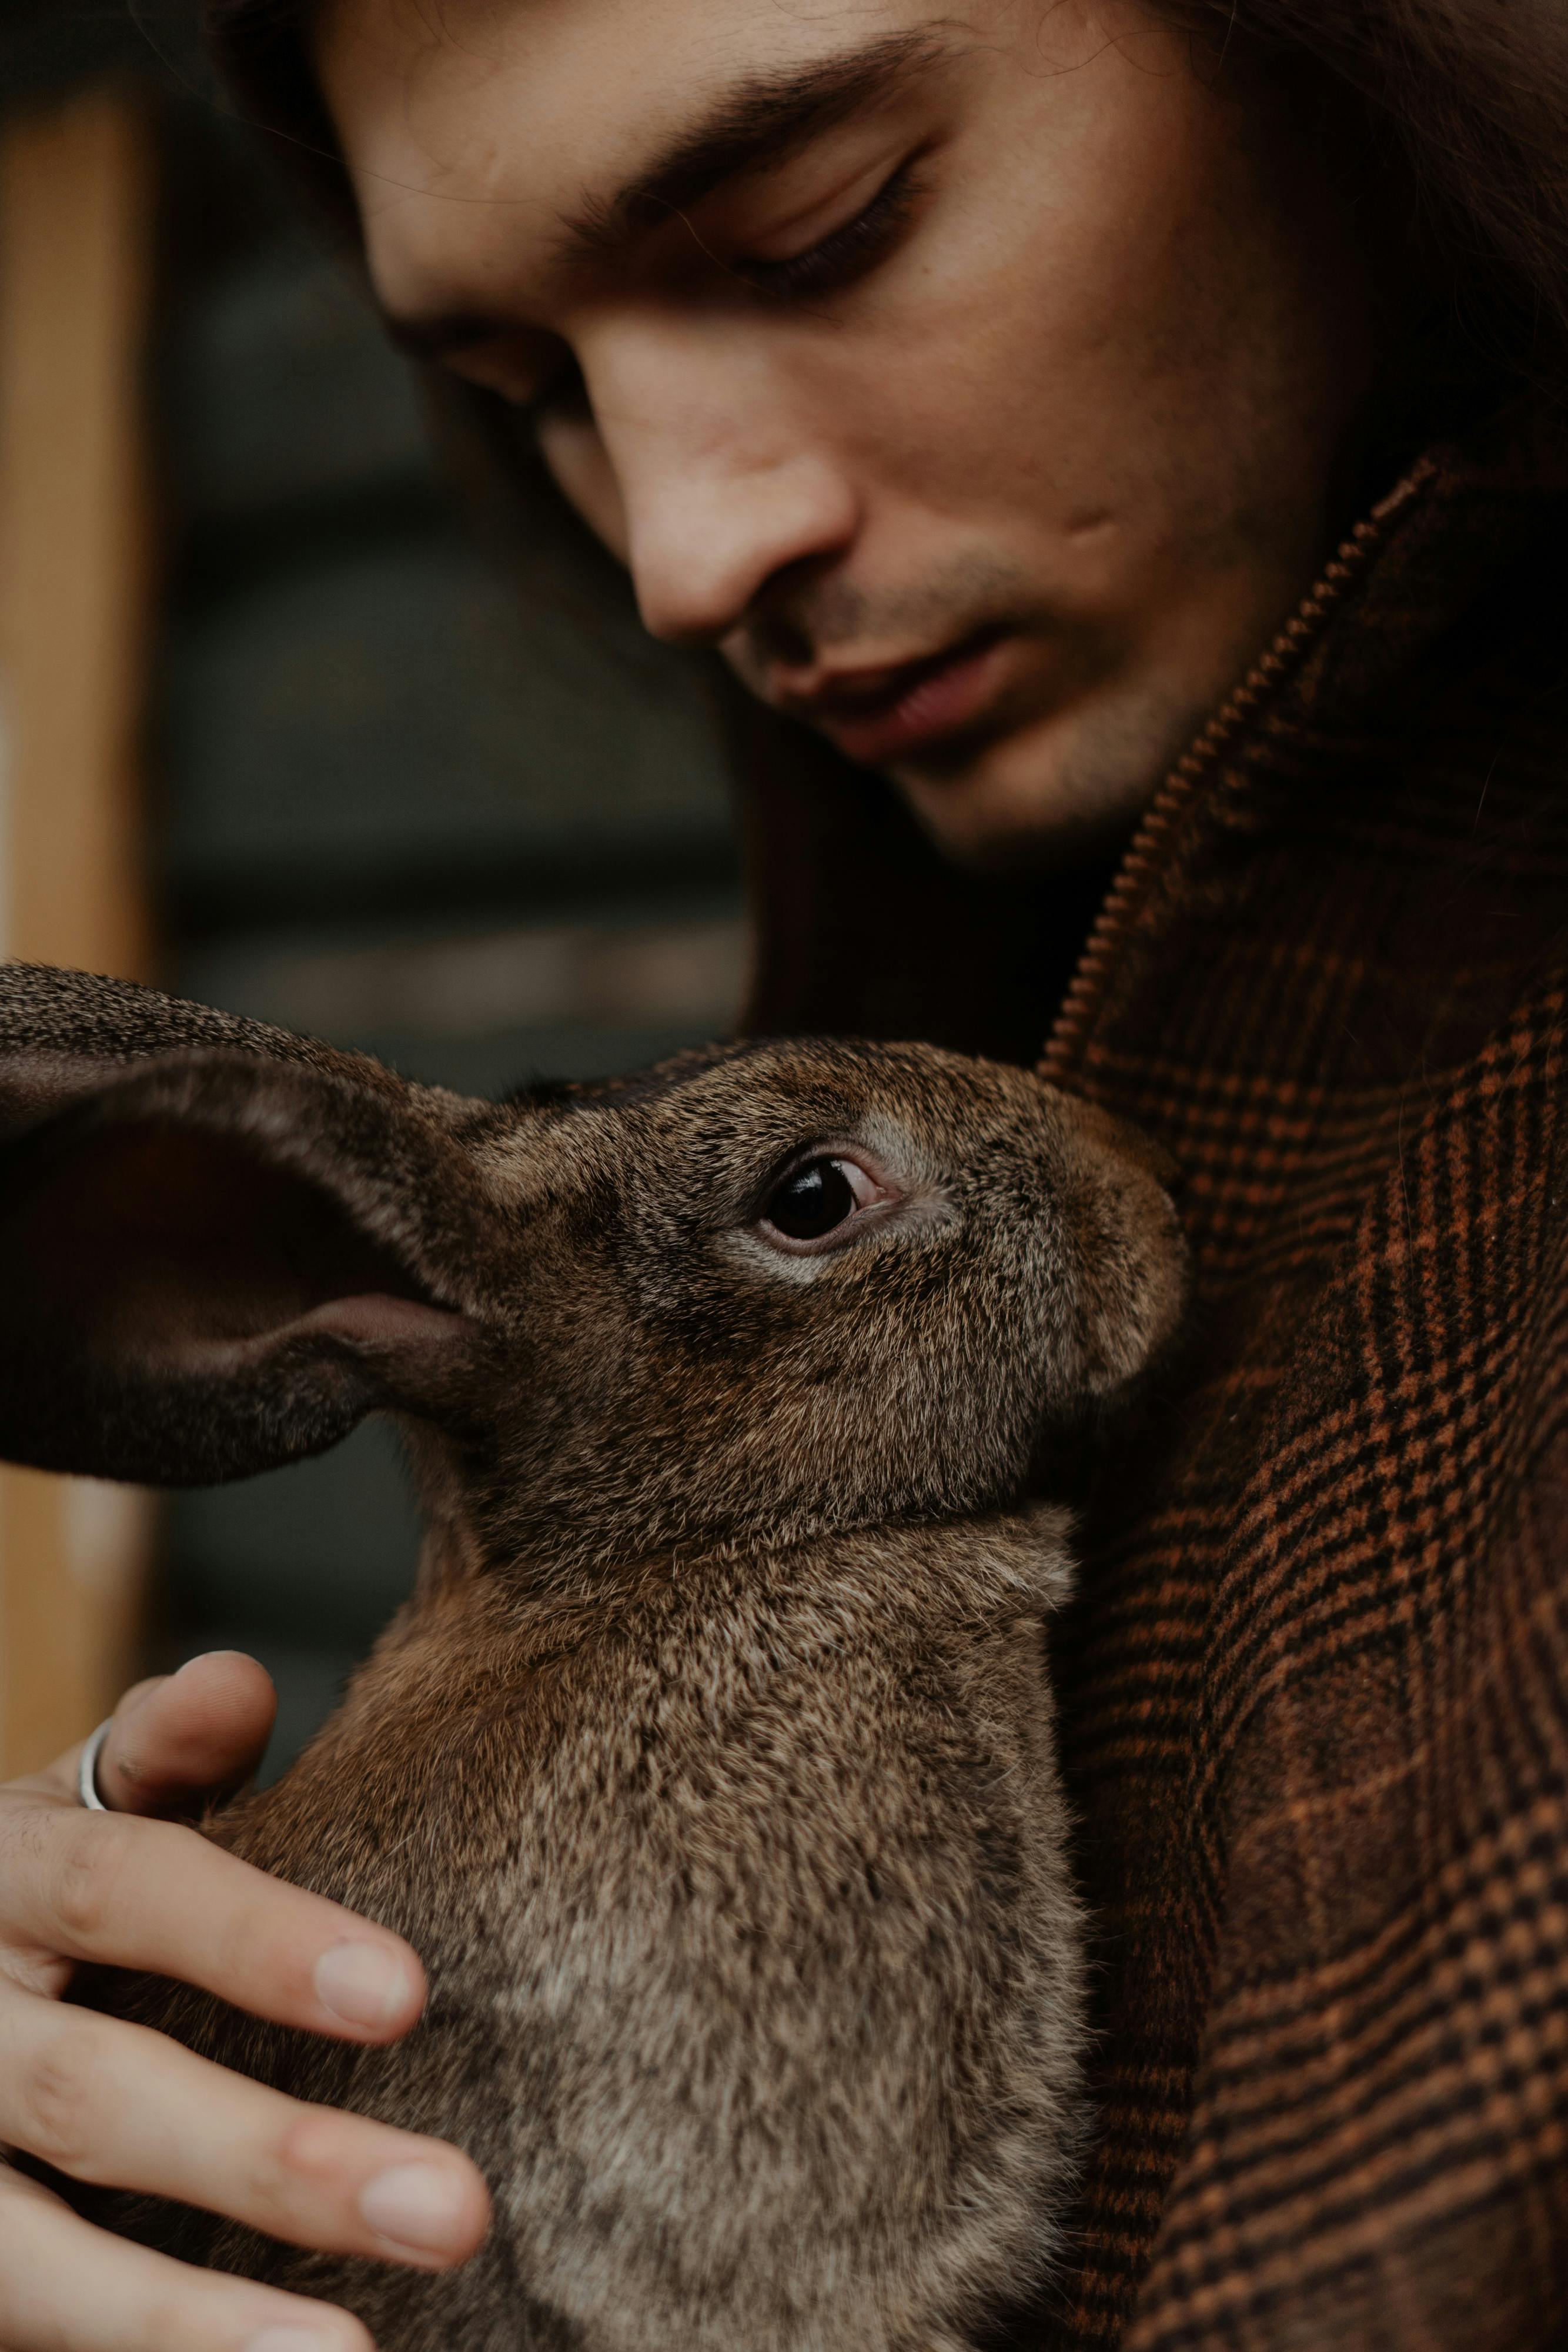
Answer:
[{"xmin": 0, "ymin": 5, "xmax": 741, "ymax": 1774}]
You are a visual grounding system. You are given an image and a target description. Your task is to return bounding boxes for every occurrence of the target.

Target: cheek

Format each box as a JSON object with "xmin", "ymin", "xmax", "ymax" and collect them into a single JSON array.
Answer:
[
  {"xmin": 536, "ymin": 409, "xmax": 630, "ymax": 562},
  {"xmin": 803, "ymin": 19, "xmax": 1364, "ymax": 546}
]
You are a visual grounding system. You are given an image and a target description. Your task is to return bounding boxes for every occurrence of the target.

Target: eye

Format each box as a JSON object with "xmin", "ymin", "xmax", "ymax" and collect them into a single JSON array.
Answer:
[
  {"xmin": 758, "ymin": 1154, "xmax": 888, "ymax": 1246},
  {"xmin": 735, "ymin": 158, "xmax": 926, "ymax": 302},
  {"xmin": 765, "ymin": 1158, "xmax": 856, "ymax": 1238}
]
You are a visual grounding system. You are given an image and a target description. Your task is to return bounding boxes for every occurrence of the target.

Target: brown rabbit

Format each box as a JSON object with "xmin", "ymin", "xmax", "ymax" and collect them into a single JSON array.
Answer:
[{"xmin": 0, "ymin": 960, "xmax": 1186, "ymax": 2352}]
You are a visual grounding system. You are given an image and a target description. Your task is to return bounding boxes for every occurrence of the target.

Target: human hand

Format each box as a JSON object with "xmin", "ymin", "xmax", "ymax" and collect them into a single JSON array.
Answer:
[{"xmin": 0, "ymin": 1651, "xmax": 490, "ymax": 2352}]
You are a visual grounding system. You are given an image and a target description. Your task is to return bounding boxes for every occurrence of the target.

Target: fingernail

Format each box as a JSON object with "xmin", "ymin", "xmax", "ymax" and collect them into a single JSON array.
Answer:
[
  {"xmin": 359, "ymin": 2160, "xmax": 473, "ymax": 2256},
  {"xmin": 314, "ymin": 1941, "xmax": 413, "ymax": 2031},
  {"xmin": 243, "ymin": 2329, "xmax": 344, "ymax": 2352}
]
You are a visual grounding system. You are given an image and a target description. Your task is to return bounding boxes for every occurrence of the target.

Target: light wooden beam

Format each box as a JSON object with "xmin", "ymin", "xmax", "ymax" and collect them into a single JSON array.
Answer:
[{"xmin": 0, "ymin": 85, "xmax": 160, "ymax": 1778}]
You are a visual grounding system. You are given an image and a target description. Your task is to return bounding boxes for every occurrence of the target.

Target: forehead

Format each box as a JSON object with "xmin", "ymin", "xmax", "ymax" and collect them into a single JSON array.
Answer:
[
  {"xmin": 619, "ymin": 1042, "xmax": 874, "ymax": 1132},
  {"xmin": 546, "ymin": 1040, "xmax": 915, "ymax": 1134},
  {"xmin": 315, "ymin": 0, "xmax": 924, "ymax": 316},
  {"xmin": 624, "ymin": 1039, "xmax": 1024, "ymax": 1145}
]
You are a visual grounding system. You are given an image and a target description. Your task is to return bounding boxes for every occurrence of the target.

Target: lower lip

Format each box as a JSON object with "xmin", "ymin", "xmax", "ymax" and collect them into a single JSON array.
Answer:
[{"xmin": 817, "ymin": 633, "xmax": 1012, "ymax": 767}]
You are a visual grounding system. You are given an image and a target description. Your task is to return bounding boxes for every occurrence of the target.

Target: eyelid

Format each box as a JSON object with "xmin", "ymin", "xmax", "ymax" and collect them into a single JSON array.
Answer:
[
  {"xmin": 733, "ymin": 153, "xmax": 927, "ymax": 299},
  {"xmin": 733, "ymin": 143, "xmax": 910, "ymax": 266}
]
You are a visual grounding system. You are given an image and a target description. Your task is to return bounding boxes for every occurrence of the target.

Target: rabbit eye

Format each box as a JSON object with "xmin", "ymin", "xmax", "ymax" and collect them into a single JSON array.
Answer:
[
  {"xmin": 753, "ymin": 1151, "xmax": 897, "ymax": 1255},
  {"xmin": 761, "ymin": 1157, "xmax": 863, "ymax": 1241}
]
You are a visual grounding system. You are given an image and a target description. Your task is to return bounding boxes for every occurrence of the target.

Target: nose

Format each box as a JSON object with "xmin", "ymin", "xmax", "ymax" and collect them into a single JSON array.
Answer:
[
  {"xmin": 583, "ymin": 326, "xmax": 860, "ymax": 649},
  {"xmin": 1055, "ymin": 1090, "xmax": 1185, "ymax": 1195}
]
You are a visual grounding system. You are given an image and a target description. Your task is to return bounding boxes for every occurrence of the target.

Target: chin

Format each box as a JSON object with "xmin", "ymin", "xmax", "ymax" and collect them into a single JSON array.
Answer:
[
  {"xmin": 888, "ymin": 743, "xmax": 1139, "ymax": 877},
  {"xmin": 889, "ymin": 683, "xmax": 1205, "ymax": 874},
  {"xmin": 898, "ymin": 790, "xmax": 1079, "ymax": 875}
]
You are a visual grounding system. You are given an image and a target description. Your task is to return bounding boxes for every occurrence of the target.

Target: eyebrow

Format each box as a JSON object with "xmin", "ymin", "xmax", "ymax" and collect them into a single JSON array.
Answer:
[
  {"xmin": 560, "ymin": 29, "xmax": 947, "ymax": 266},
  {"xmin": 381, "ymin": 29, "xmax": 947, "ymax": 359}
]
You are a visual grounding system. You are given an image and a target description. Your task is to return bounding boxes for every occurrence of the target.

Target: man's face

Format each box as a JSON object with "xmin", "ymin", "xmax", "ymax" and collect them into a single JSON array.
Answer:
[{"xmin": 319, "ymin": 0, "xmax": 1380, "ymax": 865}]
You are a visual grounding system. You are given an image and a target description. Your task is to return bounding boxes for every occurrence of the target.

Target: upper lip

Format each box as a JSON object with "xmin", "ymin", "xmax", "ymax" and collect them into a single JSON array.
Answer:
[{"xmin": 773, "ymin": 628, "xmax": 1002, "ymax": 725}]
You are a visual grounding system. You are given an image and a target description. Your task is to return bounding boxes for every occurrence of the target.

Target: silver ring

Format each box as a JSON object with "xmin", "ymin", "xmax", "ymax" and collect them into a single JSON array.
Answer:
[{"xmin": 77, "ymin": 1718, "xmax": 114, "ymax": 1812}]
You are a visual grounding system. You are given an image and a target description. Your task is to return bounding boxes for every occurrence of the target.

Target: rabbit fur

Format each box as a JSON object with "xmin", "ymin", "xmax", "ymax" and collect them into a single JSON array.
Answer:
[{"xmin": 0, "ymin": 961, "xmax": 1186, "ymax": 2352}]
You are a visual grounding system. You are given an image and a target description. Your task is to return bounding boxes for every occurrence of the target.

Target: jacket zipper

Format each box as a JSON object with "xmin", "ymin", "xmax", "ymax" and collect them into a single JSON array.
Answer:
[{"xmin": 1039, "ymin": 452, "xmax": 1440, "ymax": 1087}]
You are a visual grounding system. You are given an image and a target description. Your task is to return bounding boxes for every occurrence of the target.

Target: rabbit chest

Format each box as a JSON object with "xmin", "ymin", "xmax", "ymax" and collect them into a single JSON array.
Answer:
[{"xmin": 91, "ymin": 1507, "xmax": 1085, "ymax": 2352}]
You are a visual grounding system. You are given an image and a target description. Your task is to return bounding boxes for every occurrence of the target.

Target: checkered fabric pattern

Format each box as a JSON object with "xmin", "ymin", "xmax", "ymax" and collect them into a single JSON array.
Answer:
[{"xmin": 743, "ymin": 395, "xmax": 1568, "ymax": 2348}]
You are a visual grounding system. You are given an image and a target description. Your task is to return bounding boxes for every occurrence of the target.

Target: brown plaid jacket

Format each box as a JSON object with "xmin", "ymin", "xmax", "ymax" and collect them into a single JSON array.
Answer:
[{"xmin": 740, "ymin": 393, "xmax": 1568, "ymax": 2348}]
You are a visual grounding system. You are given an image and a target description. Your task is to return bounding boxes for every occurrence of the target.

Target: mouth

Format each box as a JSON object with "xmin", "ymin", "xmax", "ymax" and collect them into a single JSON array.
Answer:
[{"xmin": 778, "ymin": 626, "xmax": 1014, "ymax": 768}]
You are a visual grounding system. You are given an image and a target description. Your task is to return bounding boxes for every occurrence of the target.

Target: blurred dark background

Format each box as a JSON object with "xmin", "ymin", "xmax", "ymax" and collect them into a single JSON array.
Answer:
[{"xmin": 0, "ymin": 2, "xmax": 740, "ymax": 1774}]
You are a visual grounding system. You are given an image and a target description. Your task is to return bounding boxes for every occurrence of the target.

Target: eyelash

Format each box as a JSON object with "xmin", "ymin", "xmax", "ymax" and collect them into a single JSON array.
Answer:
[{"xmin": 735, "ymin": 159, "xmax": 924, "ymax": 301}]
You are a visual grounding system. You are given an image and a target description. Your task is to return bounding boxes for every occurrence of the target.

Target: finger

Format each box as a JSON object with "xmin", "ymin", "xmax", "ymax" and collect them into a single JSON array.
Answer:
[
  {"xmin": 103, "ymin": 1651, "xmax": 278, "ymax": 1813},
  {"xmin": 0, "ymin": 1990, "xmax": 490, "ymax": 2272},
  {"xmin": 0, "ymin": 2160, "xmax": 377, "ymax": 2352},
  {"xmin": 53, "ymin": 1652, "xmax": 279, "ymax": 1818},
  {"xmin": 4, "ymin": 1808, "xmax": 427, "ymax": 2044}
]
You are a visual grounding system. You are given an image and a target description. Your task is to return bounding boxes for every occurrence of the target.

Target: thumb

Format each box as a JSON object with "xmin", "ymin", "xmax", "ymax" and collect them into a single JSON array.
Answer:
[{"xmin": 73, "ymin": 1651, "xmax": 278, "ymax": 1816}]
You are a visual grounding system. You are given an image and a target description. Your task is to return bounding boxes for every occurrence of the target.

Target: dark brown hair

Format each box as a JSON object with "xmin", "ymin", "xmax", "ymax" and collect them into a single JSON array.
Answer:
[{"xmin": 205, "ymin": 0, "xmax": 1568, "ymax": 359}]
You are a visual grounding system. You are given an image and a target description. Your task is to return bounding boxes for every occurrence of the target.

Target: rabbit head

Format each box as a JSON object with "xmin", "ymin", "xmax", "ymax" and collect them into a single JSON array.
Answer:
[{"xmin": 0, "ymin": 964, "xmax": 1186, "ymax": 1576}]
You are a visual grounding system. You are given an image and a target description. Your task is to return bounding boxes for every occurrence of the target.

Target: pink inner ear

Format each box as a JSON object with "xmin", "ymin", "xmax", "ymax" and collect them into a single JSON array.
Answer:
[
  {"xmin": 163, "ymin": 1294, "xmax": 474, "ymax": 1409},
  {"xmin": 296, "ymin": 1294, "xmax": 472, "ymax": 1349}
]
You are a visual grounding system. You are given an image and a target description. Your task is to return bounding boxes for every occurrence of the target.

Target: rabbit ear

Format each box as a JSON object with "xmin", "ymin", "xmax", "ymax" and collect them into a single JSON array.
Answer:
[
  {"xmin": 0, "ymin": 961, "xmax": 318, "ymax": 1139},
  {"xmin": 0, "ymin": 1049, "xmax": 489, "ymax": 1487}
]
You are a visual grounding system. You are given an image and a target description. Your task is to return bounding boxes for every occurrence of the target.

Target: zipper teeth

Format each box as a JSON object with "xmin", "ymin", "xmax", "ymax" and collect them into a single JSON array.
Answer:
[{"xmin": 1039, "ymin": 452, "xmax": 1442, "ymax": 1086}]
